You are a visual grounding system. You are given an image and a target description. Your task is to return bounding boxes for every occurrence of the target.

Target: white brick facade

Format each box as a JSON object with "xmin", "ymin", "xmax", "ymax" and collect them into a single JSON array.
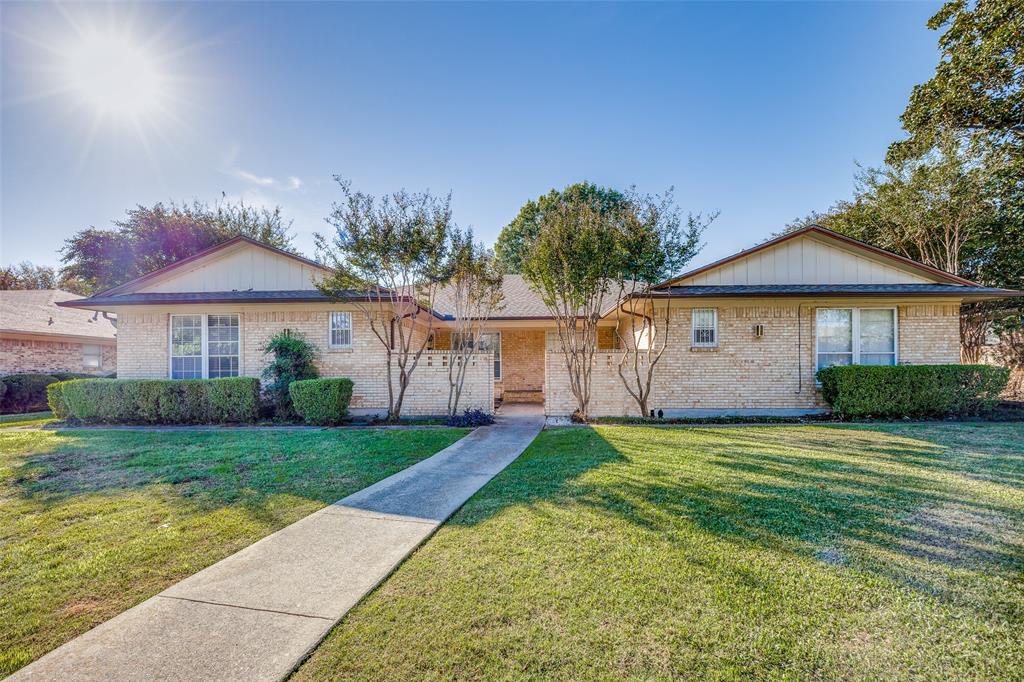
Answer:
[
  {"xmin": 545, "ymin": 300, "xmax": 962, "ymax": 417},
  {"xmin": 114, "ymin": 306, "xmax": 493, "ymax": 416}
]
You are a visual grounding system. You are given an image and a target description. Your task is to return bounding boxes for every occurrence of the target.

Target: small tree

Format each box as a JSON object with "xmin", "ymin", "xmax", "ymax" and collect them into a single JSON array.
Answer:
[
  {"xmin": 316, "ymin": 179, "xmax": 454, "ymax": 420},
  {"xmin": 262, "ymin": 330, "xmax": 319, "ymax": 418},
  {"xmin": 520, "ymin": 190, "xmax": 621, "ymax": 421},
  {"xmin": 613, "ymin": 190, "xmax": 714, "ymax": 416},
  {"xmin": 444, "ymin": 230, "xmax": 504, "ymax": 415}
]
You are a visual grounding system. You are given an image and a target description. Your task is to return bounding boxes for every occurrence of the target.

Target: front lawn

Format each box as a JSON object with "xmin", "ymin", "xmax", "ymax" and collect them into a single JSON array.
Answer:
[
  {"xmin": 295, "ymin": 423, "xmax": 1024, "ymax": 680},
  {"xmin": 0, "ymin": 427, "xmax": 467, "ymax": 676},
  {"xmin": 0, "ymin": 411, "xmax": 54, "ymax": 429}
]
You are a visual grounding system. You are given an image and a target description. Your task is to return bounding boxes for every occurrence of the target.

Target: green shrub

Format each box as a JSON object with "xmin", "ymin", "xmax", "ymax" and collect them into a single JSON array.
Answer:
[
  {"xmin": 817, "ymin": 364, "xmax": 1009, "ymax": 419},
  {"xmin": 262, "ymin": 331, "xmax": 320, "ymax": 418},
  {"xmin": 289, "ymin": 378, "xmax": 354, "ymax": 425},
  {"xmin": 208, "ymin": 377, "xmax": 262, "ymax": 423},
  {"xmin": 46, "ymin": 381, "xmax": 70, "ymax": 419},
  {"xmin": 0, "ymin": 373, "xmax": 58, "ymax": 413},
  {"xmin": 59, "ymin": 377, "xmax": 260, "ymax": 424}
]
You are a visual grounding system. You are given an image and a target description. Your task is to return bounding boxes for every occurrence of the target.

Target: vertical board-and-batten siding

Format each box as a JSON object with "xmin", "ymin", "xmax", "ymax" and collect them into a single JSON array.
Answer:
[
  {"xmin": 679, "ymin": 235, "xmax": 932, "ymax": 286},
  {"xmin": 139, "ymin": 244, "xmax": 326, "ymax": 293}
]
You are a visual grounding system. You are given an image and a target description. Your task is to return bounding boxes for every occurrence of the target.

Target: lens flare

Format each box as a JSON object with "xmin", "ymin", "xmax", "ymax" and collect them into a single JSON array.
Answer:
[{"xmin": 64, "ymin": 30, "xmax": 167, "ymax": 119}]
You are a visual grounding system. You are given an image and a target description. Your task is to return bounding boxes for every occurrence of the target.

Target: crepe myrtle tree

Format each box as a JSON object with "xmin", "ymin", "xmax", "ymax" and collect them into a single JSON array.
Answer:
[
  {"xmin": 315, "ymin": 179, "xmax": 455, "ymax": 421},
  {"xmin": 444, "ymin": 229, "xmax": 504, "ymax": 416},
  {"xmin": 612, "ymin": 190, "xmax": 715, "ymax": 417}
]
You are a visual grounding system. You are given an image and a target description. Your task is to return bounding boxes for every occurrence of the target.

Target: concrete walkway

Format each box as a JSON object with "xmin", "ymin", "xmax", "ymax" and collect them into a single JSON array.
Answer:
[{"xmin": 12, "ymin": 405, "xmax": 544, "ymax": 682}]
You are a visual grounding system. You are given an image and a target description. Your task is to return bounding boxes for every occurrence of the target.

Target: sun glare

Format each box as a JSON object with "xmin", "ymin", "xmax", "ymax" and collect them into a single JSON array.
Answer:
[
  {"xmin": 64, "ymin": 30, "xmax": 166, "ymax": 119},
  {"xmin": 4, "ymin": 2, "xmax": 200, "ymax": 168}
]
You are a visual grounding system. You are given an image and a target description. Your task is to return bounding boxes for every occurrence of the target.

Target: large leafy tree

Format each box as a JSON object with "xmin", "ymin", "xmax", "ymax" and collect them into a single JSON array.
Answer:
[
  {"xmin": 316, "ymin": 179, "xmax": 455, "ymax": 421},
  {"xmin": 60, "ymin": 200, "xmax": 294, "ymax": 293},
  {"xmin": 887, "ymin": 0, "xmax": 1023, "ymax": 165},
  {"xmin": 495, "ymin": 182, "xmax": 628, "ymax": 273}
]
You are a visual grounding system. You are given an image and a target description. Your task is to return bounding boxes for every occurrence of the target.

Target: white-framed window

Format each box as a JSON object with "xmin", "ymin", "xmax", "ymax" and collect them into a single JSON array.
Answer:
[
  {"xmin": 169, "ymin": 314, "xmax": 241, "ymax": 379},
  {"xmin": 692, "ymin": 308, "xmax": 718, "ymax": 347},
  {"xmin": 329, "ymin": 311, "xmax": 353, "ymax": 348},
  {"xmin": 452, "ymin": 331, "xmax": 501, "ymax": 379},
  {"xmin": 479, "ymin": 332, "xmax": 501, "ymax": 380},
  {"xmin": 816, "ymin": 307, "xmax": 897, "ymax": 371},
  {"xmin": 82, "ymin": 344, "xmax": 102, "ymax": 369},
  {"xmin": 207, "ymin": 315, "xmax": 240, "ymax": 378}
]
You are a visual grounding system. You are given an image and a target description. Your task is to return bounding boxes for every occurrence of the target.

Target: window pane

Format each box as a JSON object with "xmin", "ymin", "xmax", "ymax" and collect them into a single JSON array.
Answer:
[
  {"xmin": 692, "ymin": 309, "xmax": 716, "ymax": 346},
  {"xmin": 83, "ymin": 344, "xmax": 102, "ymax": 369},
  {"xmin": 171, "ymin": 315, "xmax": 203, "ymax": 379},
  {"xmin": 330, "ymin": 312, "xmax": 352, "ymax": 347},
  {"xmin": 207, "ymin": 314, "xmax": 240, "ymax": 378},
  {"xmin": 860, "ymin": 309, "xmax": 895, "ymax": 353},
  {"xmin": 479, "ymin": 332, "xmax": 501, "ymax": 379},
  {"xmin": 817, "ymin": 309, "xmax": 852, "ymax": 353},
  {"xmin": 860, "ymin": 353, "xmax": 896, "ymax": 366},
  {"xmin": 817, "ymin": 353, "xmax": 853, "ymax": 371}
]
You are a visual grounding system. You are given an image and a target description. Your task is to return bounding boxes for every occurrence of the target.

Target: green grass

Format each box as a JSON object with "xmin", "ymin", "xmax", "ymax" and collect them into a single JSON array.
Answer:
[
  {"xmin": 294, "ymin": 423, "xmax": 1024, "ymax": 681},
  {"xmin": 0, "ymin": 427, "xmax": 467, "ymax": 676},
  {"xmin": 0, "ymin": 411, "xmax": 54, "ymax": 428}
]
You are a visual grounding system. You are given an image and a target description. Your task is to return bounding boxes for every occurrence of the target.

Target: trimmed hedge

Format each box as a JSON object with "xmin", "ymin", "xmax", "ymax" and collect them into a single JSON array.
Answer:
[
  {"xmin": 57, "ymin": 377, "xmax": 261, "ymax": 424},
  {"xmin": 0, "ymin": 373, "xmax": 57, "ymax": 413},
  {"xmin": 289, "ymin": 378, "xmax": 354, "ymax": 425},
  {"xmin": 817, "ymin": 364, "xmax": 1009, "ymax": 419}
]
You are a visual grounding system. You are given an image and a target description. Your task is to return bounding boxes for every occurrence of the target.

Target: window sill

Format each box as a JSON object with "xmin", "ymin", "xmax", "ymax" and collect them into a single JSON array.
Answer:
[
  {"xmin": 690, "ymin": 346, "xmax": 719, "ymax": 353},
  {"xmin": 327, "ymin": 346, "xmax": 354, "ymax": 353}
]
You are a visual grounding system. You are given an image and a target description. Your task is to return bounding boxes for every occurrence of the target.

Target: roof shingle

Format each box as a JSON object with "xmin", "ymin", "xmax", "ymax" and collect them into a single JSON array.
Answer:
[{"xmin": 1, "ymin": 290, "xmax": 117, "ymax": 340}]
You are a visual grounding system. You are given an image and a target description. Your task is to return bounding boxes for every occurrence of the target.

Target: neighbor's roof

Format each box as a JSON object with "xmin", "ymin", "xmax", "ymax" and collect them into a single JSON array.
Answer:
[
  {"xmin": 650, "ymin": 283, "xmax": 1022, "ymax": 299},
  {"xmin": 0, "ymin": 290, "xmax": 117, "ymax": 341}
]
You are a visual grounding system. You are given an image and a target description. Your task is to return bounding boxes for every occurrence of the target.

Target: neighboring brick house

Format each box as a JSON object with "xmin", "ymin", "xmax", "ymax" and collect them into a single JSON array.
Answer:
[
  {"xmin": 59, "ymin": 227, "xmax": 1021, "ymax": 417},
  {"xmin": 1, "ymin": 290, "xmax": 117, "ymax": 375}
]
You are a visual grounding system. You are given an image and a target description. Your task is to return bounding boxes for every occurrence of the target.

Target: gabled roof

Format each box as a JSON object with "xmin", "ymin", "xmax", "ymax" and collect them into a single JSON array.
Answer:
[
  {"xmin": 657, "ymin": 225, "xmax": 980, "ymax": 288},
  {"xmin": 95, "ymin": 235, "xmax": 330, "ymax": 298},
  {"xmin": 0, "ymin": 290, "xmax": 117, "ymax": 341}
]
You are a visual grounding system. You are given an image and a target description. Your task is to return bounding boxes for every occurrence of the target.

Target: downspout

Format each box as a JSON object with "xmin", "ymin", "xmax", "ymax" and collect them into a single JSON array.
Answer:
[{"xmin": 795, "ymin": 303, "xmax": 803, "ymax": 395}]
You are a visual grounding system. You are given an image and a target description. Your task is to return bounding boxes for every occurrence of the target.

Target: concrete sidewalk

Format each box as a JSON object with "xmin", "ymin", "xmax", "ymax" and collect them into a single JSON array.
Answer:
[{"xmin": 12, "ymin": 405, "xmax": 544, "ymax": 682}]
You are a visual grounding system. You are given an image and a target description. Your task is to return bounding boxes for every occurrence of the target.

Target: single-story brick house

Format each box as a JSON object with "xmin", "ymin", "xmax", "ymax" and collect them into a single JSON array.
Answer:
[
  {"xmin": 1, "ymin": 289, "xmax": 117, "ymax": 375},
  {"xmin": 58, "ymin": 225, "xmax": 1020, "ymax": 417}
]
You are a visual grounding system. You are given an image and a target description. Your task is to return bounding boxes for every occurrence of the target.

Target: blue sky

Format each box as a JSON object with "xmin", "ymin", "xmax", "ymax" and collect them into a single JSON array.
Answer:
[{"xmin": 1, "ymin": 1, "xmax": 942, "ymax": 272}]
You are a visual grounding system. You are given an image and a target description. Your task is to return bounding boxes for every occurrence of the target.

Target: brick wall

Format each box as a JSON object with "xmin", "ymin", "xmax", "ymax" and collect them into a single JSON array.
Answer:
[
  {"xmin": 498, "ymin": 329, "xmax": 545, "ymax": 395},
  {"xmin": 0, "ymin": 336, "xmax": 115, "ymax": 375},
  {"xmin": 114, "ymin": 307, "xmax": 492, "ymax": 416},
  {"xmin": 545, "ymin": 301, "xmax": 963, "ymax": 417}
]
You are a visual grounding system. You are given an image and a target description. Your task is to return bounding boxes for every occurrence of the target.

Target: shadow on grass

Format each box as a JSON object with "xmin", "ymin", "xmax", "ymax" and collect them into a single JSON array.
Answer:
[
  {"xmin": 5, "ymin": 428, "xmax": 465, "ymax": 513},
  {"xmin": 451, "ymin": 423, "xmax": 1024, "ymax": 611}
]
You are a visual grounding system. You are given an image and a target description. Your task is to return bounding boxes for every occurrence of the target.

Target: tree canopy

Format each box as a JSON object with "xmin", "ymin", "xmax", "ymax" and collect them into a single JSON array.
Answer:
[
  {"xmin": 888, "ymin": 0, "xmax": 1023, "ymax": 164},
  {"xmin": 495, "ymin": 182, "xmax": 628, "ymax": 273},
  {"xmin": 60, "ymin": 200, "xmax": 294, "ymax": 293}
]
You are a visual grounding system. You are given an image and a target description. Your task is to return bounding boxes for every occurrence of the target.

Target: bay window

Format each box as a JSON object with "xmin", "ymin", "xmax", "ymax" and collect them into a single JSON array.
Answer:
[
  {"xmin": 816, "ymin": 308, "xmax": 896, "ymax": 371},
  {"xmin": 170, "ymin": 314, "xmax": 241, "ymax": 379}
]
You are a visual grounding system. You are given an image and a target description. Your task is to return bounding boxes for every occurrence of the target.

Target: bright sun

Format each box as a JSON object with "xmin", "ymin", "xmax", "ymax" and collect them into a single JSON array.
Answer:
[
  {"xmin": 5, "ymin": 2, "xmax": 196, "ymax": 165},
  {"xmin": 64, "ymin": 30, "xmax": 167, "ymax": 119}
]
